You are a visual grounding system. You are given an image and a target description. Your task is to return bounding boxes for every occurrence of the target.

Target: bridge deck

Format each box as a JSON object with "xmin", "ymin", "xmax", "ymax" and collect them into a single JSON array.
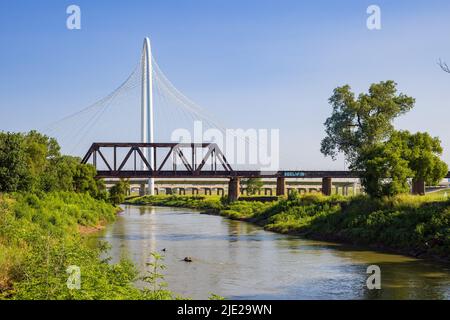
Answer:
[
  {"xmin": 95, "ymin": 170, "xmax": 362, "ymax": 179},
  {"xmin": 97, "ymin": 170, "xmax": 450, "ymax": 179}
]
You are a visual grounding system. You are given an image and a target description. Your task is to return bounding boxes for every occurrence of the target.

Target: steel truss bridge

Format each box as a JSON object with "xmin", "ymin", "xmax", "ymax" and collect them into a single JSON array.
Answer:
[{"xmin": 81, "ymin": 142, "xmax": 361, "ymax": 179}]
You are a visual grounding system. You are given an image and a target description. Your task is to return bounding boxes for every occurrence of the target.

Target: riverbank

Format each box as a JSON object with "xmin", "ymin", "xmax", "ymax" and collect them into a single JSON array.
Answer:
[
  {"xmin": 0, "ymin": 191, "xmax": 174, "ymax": 299},
  {"xmin": 126, "ymin": 194, "xmax": 450, "ymax": 263}
]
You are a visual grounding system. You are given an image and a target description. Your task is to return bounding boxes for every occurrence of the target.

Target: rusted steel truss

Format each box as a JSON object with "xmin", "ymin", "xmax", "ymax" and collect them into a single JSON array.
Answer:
[{"xmin": 81, "ymin": 142, "xmax": 235, "ymax": 178}]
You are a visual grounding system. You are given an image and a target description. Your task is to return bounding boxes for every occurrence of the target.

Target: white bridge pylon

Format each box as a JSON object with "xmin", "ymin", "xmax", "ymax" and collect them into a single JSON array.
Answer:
[
  {"xmin": 43, "ymin": 36, "xmax": 239, "ymax": 175},
  {"xmin": 141, "ymin": 37, "xmax": 154, "ymax": 195}
]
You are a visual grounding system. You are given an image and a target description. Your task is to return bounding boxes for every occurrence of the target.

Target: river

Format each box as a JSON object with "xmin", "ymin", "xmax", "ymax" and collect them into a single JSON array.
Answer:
[{"xmin": 98, "ymin": 205, "xmax": 450, "ymax": 300}]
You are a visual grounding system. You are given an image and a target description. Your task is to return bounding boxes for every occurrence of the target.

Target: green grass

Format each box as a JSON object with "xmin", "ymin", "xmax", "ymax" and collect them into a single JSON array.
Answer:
[
  {"xmin": 428, "ymin": 188, "xmax": 450, "ymax": 197},
  {"xmin": 0, "ymin": 192, "xmax": 175, "ymax": 299},
  {"xmin": 128, "ymin": 193, "xmax": 450, "ymax": 262}
]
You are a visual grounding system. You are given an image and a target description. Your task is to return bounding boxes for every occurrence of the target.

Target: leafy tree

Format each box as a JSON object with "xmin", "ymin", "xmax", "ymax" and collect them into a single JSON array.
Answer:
[
  {"xmin": 109, "ymin": 179, "xmax": 130, "ymax": 205},
  {"xmin": 0, "ymin": 132, "xmax": 32, "ymax": 192},
  {"xmin": 40, "ymin": 155, "xmax": 77, "ymax": 192},
  {"xmin": 390, "ymin": 131, "xmax": 448, "ymax": 186},
  {"xmin": 321, "ymin": 81, "xmax": 415, "ymax": 163},
  {"xmin": 347, "ymin": 130, "xmax": 448, "ymax": 197},
  {"xmin": 23, "ymin": 130, "xmax": 60, "ymax": 174},
  {"xmin": 243, "ymin": 178, "xmax": 263, "ymax": 195},
  {"xmin": 23, "ymin": 131, "xmax": 61, "ymax": 191},
  {"xmin": 0, "ymin": 130, "xmax": 106, "ymax": 199},
  {"xmin": 96, "ymin": 179, "xmax": 108, "ymax": 201},
  {"xmin": 321, "ymin": 81, "xmax": 417, "ymax": 197},
  {"xmin": 73, "ymin": 163, "xmax": 103, "ymax": 198},
  {"xmin": 357, "ymin": 140, "xmax": 412, "ymax": 197}
]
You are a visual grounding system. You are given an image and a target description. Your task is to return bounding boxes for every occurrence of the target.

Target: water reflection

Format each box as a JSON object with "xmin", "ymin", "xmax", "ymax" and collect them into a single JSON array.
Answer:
[{"xmin": 98, "ymin": 205, "xmax": 450, "ymax": 300}]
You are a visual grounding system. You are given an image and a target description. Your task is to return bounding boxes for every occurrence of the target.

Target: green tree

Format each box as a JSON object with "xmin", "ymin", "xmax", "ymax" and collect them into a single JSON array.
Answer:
[
  {"xmin": 321, "ymin": 81, "xmax": 416, "ymax": 197},
  {"xmin": 321, "ymin": 81, "xmax": 415, "ymax": 163},
  {"xmin": 0, "ymin": 130, "xmax": 106, "ymax": 199},
  {"xmin": 244, "ymin": 178, "xmax": 263, "ymax": 195},
  {"xmin": 40, "ymin": 155, "xmax": 77, "ymax": 192},
  {"xmin": 357, "ymin": 140, "xmax": 412, "ymax": 197},
  {"xmin": 0, "ymin": 132, "xmax": 32, "ymax": 192},
  {"xmin": 348, "ymin": 130, "xmax": 448, "ymax": 197},
  {"xmin": 73, "ymin": 163, "xmax": 102, "ymax": 198},
  {"xmin": 23, "ymin": 130, "xmax": 61, "ymax": 191},
  {"xmin": 96, "ymin": 179, "xmax": 108, "ymax": 201},
  {"xmin": 390, "ymin": 131, "xmax": 448, "ymax": 186},
  {"xmin": 47, "ymin": 155, "xmax": 107, "ymax": 200},
  {"xmin": 23, "ymin": 130, "xmax": 60, "ymax": 173},
  {"xmin": 109, "ymin": 179, "xmax": 130, "ymax": 205}
]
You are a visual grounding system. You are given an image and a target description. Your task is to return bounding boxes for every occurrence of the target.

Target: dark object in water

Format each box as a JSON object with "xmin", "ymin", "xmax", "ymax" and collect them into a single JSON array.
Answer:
[
  {"xmin": 183, "ymin": 256, "xmax": 193, "ymax": 262},
  {"xmin": 162, "ymin": 248, "xmax": 166, "ymax": 252}
]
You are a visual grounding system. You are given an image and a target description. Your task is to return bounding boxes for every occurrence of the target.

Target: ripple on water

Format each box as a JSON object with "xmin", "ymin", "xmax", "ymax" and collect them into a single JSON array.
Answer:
[{"xmin": 98, "ymin": 205, "xmax": 450, "ymax": 300}]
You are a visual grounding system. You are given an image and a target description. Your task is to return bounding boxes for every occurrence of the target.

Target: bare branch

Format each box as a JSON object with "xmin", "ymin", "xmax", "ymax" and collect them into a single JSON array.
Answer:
[{"xmin": 438, "ymin": 58, "xmax": 450, "ymax": 73}]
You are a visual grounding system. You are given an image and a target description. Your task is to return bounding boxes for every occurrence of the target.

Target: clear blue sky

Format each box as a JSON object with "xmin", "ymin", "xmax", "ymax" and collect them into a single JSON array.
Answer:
[{"xmin": 1, "ymin": 0, "xmax": 450, "ymax": 169}]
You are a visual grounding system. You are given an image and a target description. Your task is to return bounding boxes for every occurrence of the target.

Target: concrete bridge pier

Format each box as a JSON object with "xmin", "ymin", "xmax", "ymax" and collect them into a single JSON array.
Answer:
[
  {"xmin": 228, "ymin": 177, "xmax": 240, "ymax": 202},
  {"xmin": 139, "ymin": 183, "xmax": 146, "ymax": 196},
  {"xmin": 191, "ymin": 187, "xmax": 199, "ymax": 195},
  {"xmin": 264, "ymin": 188, "xmax": 272, "ymax": 196},
  {"xmin": 165, "ymin": 187, "xmax": 173, "ymax": 195},
  {"xmin": 178, "ymin": 188, "xmax": 186, "ymax": 195},
  {"xmin": 412, "ymin": 179, "xmax": 425, "ymax": 195},
  {"xmin": 322, "ymin": 177, "xmax": 332, "ymax": 196},
  {"xmin": 216, "ymin": 188, "xmax": 224, "ymax": 196},
  {"xmin": 276, "ymin": 177, "xmax": 286, "ymax": 196},
  {"xmin": 203, "ymin": 188, "xmax": 212, "ymax": 195}
]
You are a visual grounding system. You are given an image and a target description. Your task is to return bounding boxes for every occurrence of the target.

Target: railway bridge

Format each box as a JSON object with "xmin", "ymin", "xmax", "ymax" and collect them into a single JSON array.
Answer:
[{"xmin": 82, "ymin": 142, "xmax": 450, "ymax": 201}]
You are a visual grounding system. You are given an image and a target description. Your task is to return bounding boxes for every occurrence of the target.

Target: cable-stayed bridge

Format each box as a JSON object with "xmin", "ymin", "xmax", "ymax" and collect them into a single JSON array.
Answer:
[{"xmin": 45, "ymin": 38, "xmax": 449, "ymax": 200}]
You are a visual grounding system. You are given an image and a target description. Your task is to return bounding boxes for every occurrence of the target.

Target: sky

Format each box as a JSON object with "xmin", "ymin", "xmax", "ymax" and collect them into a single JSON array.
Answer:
[{"xmin": 1, "ymin": 0, "xmax": 450, "ymax": 170}]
